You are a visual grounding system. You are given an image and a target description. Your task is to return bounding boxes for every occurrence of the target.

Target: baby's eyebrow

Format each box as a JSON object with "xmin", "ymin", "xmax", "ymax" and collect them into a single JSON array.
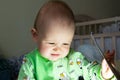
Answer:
[
  {"xmin": 66, "ymin": 41, "xmax": 72, "ymax": 43},
  {"xmin": 44, "ymin": 40, "xmax": 54, "ymax": 42}
]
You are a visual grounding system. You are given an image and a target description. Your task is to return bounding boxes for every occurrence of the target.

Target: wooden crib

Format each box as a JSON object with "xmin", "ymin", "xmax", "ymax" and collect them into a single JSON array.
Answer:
[{"xmin": 71, "ymin": 16, "xmax": 120, "ymax": 72}]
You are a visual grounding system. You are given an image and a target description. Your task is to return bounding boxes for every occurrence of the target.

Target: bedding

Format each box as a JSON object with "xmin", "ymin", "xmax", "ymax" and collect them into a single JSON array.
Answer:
[{"xmin": 0, "ymin": 54, "xmax": 24, "ymax": 80}]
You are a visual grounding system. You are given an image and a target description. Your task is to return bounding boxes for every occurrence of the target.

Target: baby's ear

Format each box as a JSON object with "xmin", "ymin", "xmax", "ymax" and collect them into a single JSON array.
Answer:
[{"xmin": 31, "ymin": 28, "xmax": 38, "ymax": 42}]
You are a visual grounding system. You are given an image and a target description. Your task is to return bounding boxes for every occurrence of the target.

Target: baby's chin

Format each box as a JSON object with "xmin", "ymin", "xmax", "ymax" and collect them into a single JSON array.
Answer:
[{"xmin": 47, "ymin": 54, "xmax": 68, "ymax": 61}]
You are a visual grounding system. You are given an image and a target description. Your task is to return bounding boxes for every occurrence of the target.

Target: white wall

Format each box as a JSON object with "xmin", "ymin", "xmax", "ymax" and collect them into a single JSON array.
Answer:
[
  {"xmin": 0, "ymin": 0, "xmax": 120, "ymax": 58},
  {"xmin": 63, "ymin": 0, "xmax": 120, "ymax": 19},
  {"xmin": 0, "ymin": 0, "xmax": 48, "ymax": 58}
]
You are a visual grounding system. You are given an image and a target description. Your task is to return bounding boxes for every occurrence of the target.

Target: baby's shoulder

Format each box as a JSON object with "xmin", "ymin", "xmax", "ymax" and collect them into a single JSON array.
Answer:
[
  {"xmin": 23, "ymin": 49, "xmax": 38, "ymax": 64},
  {"xmin": 25, "ymin": 49, "xmax": 38, "ymax": 58},
  {"xmin": 67, "ymin": 49, "xmax": 85, "ymax": 60}
]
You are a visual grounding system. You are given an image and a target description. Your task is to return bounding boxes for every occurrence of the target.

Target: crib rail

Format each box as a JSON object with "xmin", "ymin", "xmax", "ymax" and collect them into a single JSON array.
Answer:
[
  {"xmin": 75, "ymin": 16, "xmax": 120, "ymax": 35},
  {"xmin": 76, "ymin": 16, "xmax": 120, "ymax": 26},
  {"xmin": 73, "ymin": 32, "xmax": 120, "ymax": 52}
]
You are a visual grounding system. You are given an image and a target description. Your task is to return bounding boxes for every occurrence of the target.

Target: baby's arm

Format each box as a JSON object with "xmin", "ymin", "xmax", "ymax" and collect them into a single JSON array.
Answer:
[
  {"xmin": 81, "ymin": 53, "xmax": 117, "ymax": 80},
  {"xmin": 81, "ymin": 57, "xmax": 102, "ymax": 80},
  {"xmin": 101, "ymin": 50, "xmax": 117, "ymax": 80},
  {"xmin": 101, "ymin": 59, "xmax": 115, "ymax": 80},
  {"xmin": 69, "ymin": 51, "xmax": 103, "ymax": 79},
  {"xmin": 18, "ymin": 57, "xmax": 35, "ymax": 80}
]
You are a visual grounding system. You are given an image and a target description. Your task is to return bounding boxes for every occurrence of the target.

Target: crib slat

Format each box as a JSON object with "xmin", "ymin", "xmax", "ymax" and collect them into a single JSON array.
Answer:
[
  {"xmin": 83, "ymin": 26, "xmax": 86, "ymax": 35},
  {"xmin": 94, "ymin": 24, "xmax": 97, "ymax": 33},
  {"xmin": 89, "ymin": 25, "xmax": 91, "ymax": 34},
  {"xmin": 101, "ymin": 37, "xmax": 104, "ymax": 52},
  {"xmin": 112, "ymin": 36, "xmax": 116, "ymax": 51}
]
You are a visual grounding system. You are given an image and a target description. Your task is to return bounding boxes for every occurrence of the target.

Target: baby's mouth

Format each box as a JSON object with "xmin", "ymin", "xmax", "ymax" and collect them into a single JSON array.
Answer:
[{"xmin": 51, "ymin": 54, "xmax": 60, "ymax": 56}]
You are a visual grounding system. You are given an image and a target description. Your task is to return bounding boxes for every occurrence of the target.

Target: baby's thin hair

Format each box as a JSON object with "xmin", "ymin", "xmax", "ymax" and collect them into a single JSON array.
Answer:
[{"xmin": 34, "ymin": 0, "xmax": 74, "ymax": 30}]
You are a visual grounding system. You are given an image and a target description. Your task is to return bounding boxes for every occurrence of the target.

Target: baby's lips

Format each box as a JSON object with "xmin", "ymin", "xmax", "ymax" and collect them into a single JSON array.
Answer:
[{"xmin": 51, "ymin": 53, "xmax": 60, "ymax": 56}]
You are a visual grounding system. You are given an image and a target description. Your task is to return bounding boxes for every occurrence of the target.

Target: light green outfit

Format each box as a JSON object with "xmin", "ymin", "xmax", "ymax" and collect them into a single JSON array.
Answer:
[{"xmin": 18, "ymin": 48, "xmax": 115, "ymax": 80}]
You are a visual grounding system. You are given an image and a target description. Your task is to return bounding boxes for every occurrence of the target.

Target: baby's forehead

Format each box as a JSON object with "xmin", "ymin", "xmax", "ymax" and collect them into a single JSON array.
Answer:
[
  {"xmin": 38, "ymin": 20, "xmax": 74, "ymax": 31},
  {"xmin": 34, "ymin": 1, "xmax": 74, "ymax": 29}
]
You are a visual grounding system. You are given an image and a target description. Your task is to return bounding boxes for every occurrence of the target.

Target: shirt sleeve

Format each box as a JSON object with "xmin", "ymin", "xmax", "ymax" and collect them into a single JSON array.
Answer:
[
  {"xmin": 17, "ymin": 56, "xmax": 35, "ymax": 80},
  {"xmin": 82, "ymin": 58, "xmax": 102, "ymax": 80},
  {"xmin": 68, "ymin": 50, "xmax": 104, "ymax": 80}
]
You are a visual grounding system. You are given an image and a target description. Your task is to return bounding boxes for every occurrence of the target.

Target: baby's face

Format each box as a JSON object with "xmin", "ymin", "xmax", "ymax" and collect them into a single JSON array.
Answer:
[{"xmin": 37, "ymin": 23, "xmax": 74, "ymax": 61}]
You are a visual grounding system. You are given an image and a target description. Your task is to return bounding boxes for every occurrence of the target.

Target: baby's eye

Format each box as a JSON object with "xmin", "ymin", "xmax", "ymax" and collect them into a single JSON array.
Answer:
[
  {"xmin": 63, "ymin": 43, "xmax": 69, "ymax": 45},
  {"xmin": 48, "ymin": 43, "xmax": 55, "ymax": 45}
]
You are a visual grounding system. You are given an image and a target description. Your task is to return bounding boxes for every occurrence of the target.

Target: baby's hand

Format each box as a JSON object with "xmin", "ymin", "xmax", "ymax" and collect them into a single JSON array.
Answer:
[{"xmin": 101, "ymin": 50, "xmax": 115, "ymax": 79}]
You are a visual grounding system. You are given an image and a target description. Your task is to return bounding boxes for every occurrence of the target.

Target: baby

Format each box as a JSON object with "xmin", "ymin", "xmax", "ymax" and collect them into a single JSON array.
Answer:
[{"xmin": 18, "ymin": 0, "xmax": 115, "ymax": 80}]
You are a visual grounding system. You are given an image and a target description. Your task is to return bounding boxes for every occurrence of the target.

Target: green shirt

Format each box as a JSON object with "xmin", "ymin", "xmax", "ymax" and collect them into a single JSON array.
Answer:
[{"xmin": 18, "ymin": 48, "xmax": 113, "ymax": 80}]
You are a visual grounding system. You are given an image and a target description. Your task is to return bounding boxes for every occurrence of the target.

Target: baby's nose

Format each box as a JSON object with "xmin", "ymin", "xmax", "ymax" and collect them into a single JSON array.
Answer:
[{"xmin": 53, "ymin": 46, "xmax": 61, "ymax": 52}]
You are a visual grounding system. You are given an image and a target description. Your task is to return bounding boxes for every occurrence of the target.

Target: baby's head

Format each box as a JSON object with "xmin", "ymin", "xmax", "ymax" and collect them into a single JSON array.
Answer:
[{"xmin": 31, "ymin": 0, "xmax": 75, "ymax": 61}]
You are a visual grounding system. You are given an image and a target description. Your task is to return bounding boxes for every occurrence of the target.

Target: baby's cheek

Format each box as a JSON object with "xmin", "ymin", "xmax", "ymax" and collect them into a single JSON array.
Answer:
[
  {"xmin": 64, "ymin": 48, "xmax": 70, "ymax": 54},
  {"xmin": 39, "ymin": 45, "xmax": 50, "ymax": 53}
]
